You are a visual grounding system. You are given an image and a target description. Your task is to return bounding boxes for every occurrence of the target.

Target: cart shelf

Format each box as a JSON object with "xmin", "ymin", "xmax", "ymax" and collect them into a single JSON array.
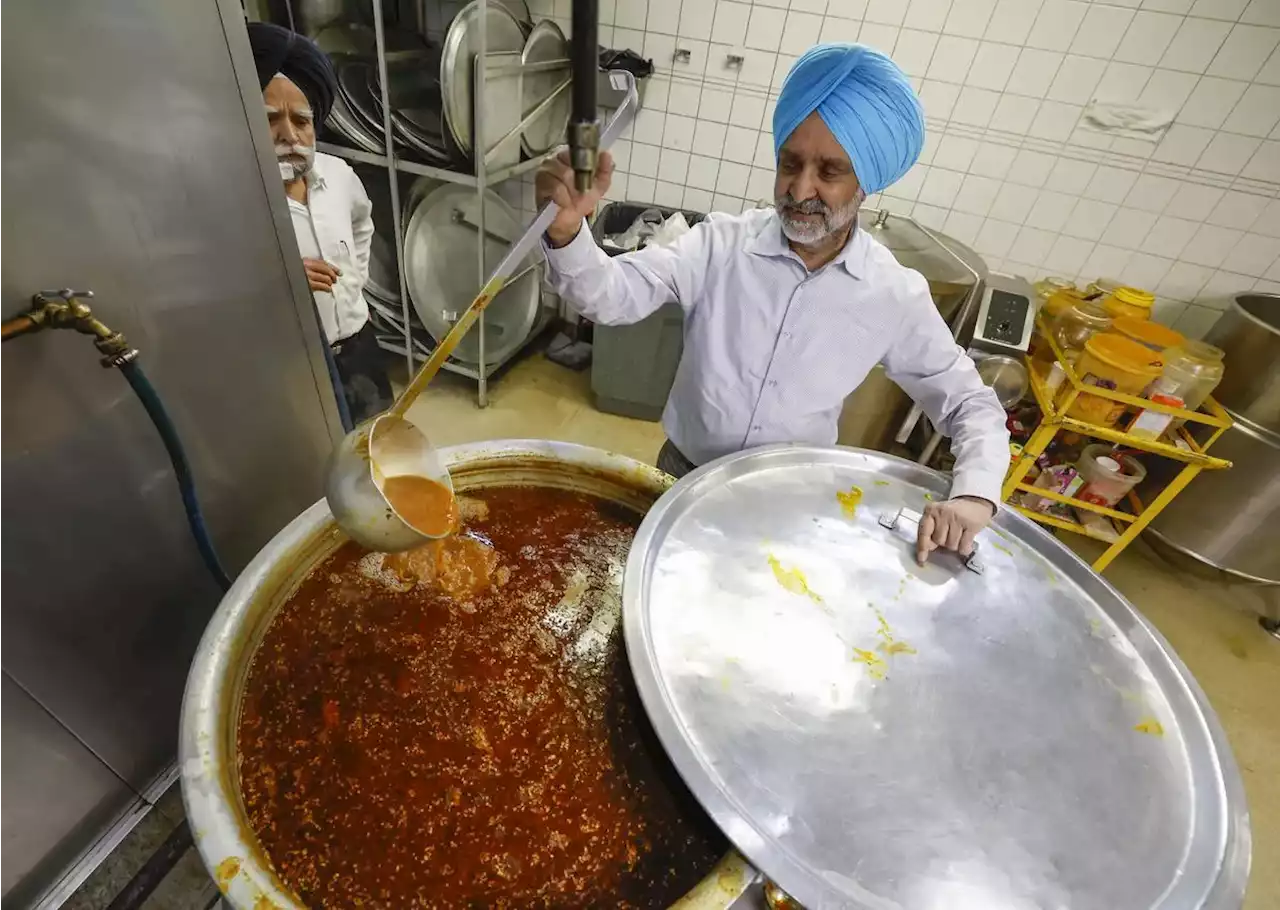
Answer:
[{"xmin": 1001, "ymin": 315, "xmax": 1233, "ymax": 572}]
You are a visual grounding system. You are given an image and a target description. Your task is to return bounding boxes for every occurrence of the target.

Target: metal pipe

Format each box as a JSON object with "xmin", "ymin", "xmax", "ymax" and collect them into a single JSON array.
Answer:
[
  {"xmin": 569, "ymin": 0, "xmax": 599, "ymax": 192},
  {"xmin": 371, "ymin": 0, "xmax": 415, "ymax": 380},
  {"xmin": 1, "ymin": 313, "xmax": 38, "ymax": 340},
  {"xmin": 477, "ymin": 0, "xmax": 489, "ymax": 408}
]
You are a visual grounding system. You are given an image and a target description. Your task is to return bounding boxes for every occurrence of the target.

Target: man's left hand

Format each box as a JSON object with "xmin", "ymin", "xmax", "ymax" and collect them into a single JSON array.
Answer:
[{"xmin": 916, "ymin": 496, "xmax": 995, "ymax": 565}]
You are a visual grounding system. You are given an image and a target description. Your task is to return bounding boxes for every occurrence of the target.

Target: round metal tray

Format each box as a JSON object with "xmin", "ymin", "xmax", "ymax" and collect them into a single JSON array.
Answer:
[
  {"xmin": 520, "ymin": 19, "xmax": 571, "ymax": 156},
  {"xmin": 439, "ymin": 0, "xmax": 526, "ymax": 156},
  {"xmin": 402, "ymin": 183, "xmax": 540, "ymax": 365},
  {"xmin": 623, "ymin": 445, "xmax": 1250, "ymax": 909}
]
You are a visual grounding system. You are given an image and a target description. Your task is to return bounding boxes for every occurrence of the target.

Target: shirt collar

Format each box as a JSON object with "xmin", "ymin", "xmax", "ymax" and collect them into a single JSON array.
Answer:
[
  {"xmin": 305, "ymin": 161, "xmax": 327, "ymax": 191},
  {"xmin": 746, "ymin": 209, "xmax": 869, "ymax": 278}
]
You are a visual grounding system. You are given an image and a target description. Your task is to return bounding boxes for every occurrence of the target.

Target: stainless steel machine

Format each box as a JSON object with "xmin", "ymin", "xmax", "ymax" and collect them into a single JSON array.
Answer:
[{"xmin": 1, "ymin": 1, "xmax": 343, "ymax": 905}]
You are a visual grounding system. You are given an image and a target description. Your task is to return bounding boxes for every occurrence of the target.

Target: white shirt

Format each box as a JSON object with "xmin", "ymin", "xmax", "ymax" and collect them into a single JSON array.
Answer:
[
  {"xmin": 285, "ymin": 151, "xmax": 374, "ymax": 344},
  {"xmin": 543, "ymin": 207, "xmax": 1010, "ymax": 505}
]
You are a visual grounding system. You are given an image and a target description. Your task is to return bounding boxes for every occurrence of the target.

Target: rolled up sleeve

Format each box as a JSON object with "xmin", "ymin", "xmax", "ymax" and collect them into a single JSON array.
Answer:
[{"xmin": 882, "ymin": 272, "xmax": 1010, "ymax": 508}]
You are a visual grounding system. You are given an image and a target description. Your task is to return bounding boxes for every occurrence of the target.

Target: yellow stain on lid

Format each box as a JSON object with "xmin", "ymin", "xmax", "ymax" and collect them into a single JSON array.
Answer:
[
  {"xmin": 1134, "ymin": 717, "xmax": 1165, "ymax": 736},
  {"xmin": 872, "ymin": 607, "xmax": 917, "ymax": 657},
  {"xmin": 767, "ymin": 554, "xmax": 822, "ymax": 603},
  {"xmin": 836, "ymin": 485, "xmax": 864, "ymax": 518},
  {"xmin": 851, "ymin": 647, "xmax": 887, "ymax": 679}
]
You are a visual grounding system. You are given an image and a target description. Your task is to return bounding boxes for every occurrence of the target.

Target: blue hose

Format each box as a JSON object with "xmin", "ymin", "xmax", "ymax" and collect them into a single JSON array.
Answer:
[{"xmin": 118, "ymin": 360, "xmax": 232, "ymax": 592}]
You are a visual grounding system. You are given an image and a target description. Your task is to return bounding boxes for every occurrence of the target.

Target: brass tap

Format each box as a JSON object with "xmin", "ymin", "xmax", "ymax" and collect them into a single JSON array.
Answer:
[{"xmin": 1, "ymin": 289, "xmax": 137, "ymax": 367}]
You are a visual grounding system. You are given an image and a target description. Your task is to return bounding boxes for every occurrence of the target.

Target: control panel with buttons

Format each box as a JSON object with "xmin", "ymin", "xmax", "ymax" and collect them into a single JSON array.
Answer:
[{"xmin": 971, "ymin": 274, "xmax": 1036, "ymax": 356}]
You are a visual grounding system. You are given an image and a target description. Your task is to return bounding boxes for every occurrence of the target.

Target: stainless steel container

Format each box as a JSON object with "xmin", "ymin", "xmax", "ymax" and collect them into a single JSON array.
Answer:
[
  {"xmin": 1203, "ymin": 293, "xmax": 1279, "ymax": 433},
  {"xmin": 1147, "ymin": 418, "xmax": 1280, "ymax": 583},
  {"xmin": 838, "ymin": 209, "xmax": 988, "ymax": 452},
  {"xmin": 179, "ymin": 441, "xmax": 755, "ymax": 910},
  {"xmin": 1145, "ymin": 293, "xmax": 1280, "ymax": 583}
]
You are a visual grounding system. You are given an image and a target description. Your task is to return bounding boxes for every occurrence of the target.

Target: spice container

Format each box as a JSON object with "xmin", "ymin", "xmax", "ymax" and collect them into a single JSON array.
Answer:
[
  {"xmin": 1101, "ymin": 286, "xmax": 1155, "ymax": 320},
  {"xmin": 1075, "ymin": 444, "xmax": 1147, "ymax": 507},
  {"xmin": 1034, "ymin": 276, "xmax": 1077, "ymax": 302},
  {"xmin": 1061, "ymin": 333, "xmax": 1164, "ymax": 427},
  {"xmin": 1111, "ymin": 316, "xmax": 1184, "ymax": 353},
  {"xmin": 1159, "ymin": 341, "xmax": 1226, "ymax": 432},
  {"xmin": 1040, "ymin": 300, "xmax": 1113, "ymax": 391},
  {"xmin": 1043, "ymin": 286, "xmax": 1088, "ymax": 321}
]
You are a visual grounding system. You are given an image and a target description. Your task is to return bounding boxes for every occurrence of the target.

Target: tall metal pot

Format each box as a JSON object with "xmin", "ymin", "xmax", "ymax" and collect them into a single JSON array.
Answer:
[
  {"xmin": 1146, "ymin": 293, "xmax": 1280, "ymax": 583},
  {"xmin": 1203, "ymin": 293, "xmax": 1279, "ymax": 433},
  {"xmin": 179, "ymin": 440, "xmax": 756, "ymax": 910}
]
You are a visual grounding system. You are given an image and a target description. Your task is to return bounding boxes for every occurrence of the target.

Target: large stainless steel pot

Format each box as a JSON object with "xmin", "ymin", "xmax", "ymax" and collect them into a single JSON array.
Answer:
[
  {"xmin": 179, "ymin": 440, "xmax": 755, "ymax": 910},
  {"xmin": 1203, "ymin": 293, "xmax": 1279, "ymax": 434},
  {"xmin": 1145, "ymin": 293, "xmax": 1280, "ymax": 583},
  {"xmin": 1146, "ymin": 417, "xmax": 1280, "ymax": 583},
  {"xmin": 838, "ymin": 208, "xmax": 988, "ymax": 453}
]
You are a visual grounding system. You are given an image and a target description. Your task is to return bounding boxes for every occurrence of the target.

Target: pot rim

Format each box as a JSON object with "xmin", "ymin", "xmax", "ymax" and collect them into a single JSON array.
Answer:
[{"xmin": 178, "ymin": 439, "xmax": 755, "ymax": 909}]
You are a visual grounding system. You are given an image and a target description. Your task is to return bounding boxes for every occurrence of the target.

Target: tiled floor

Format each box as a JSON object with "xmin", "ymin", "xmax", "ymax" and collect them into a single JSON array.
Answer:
[
  {"xmin": 71, "ymin": 351, "xmax": 1279, "ymax": 908},
  {"xmin": 63, "ymin": 786, "xmax": 219, "ymax": 910}
]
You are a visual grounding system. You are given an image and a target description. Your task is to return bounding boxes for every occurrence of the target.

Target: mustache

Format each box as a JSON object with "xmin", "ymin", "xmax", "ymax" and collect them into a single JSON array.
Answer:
[
  {"xmin": 274, "ymin": 142, "xmax": 314, "ymax": 158},
  {"xmin": 777, "ymin": 195, "xmax": 830, "ymax": 216}
]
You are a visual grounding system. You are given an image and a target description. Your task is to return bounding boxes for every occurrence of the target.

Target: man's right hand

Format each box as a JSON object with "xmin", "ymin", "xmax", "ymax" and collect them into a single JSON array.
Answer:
[
  {"xmin": 303, "ymin": 258, "xmax": 340, "ymax": 292},
  {"xmin": 534, "ymin": 149, "xmax": 613, "ymax": 248}
]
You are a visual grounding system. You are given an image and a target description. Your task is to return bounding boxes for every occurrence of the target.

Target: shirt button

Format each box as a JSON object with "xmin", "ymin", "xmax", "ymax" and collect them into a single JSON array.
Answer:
[
  {"xmin": 768, "ymin": 380, "xmax": 778, "ymax": 388},
  {"xmin": 753, "ymin": 425, "xmax": 762, "ymax": 431},
  {"xmin": 782, "ymin": 332, "xmax": 792, "ymax": 339}
]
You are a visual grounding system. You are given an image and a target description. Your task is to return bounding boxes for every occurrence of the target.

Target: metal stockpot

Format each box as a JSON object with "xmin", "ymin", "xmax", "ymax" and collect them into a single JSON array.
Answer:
[
  {"xmin": 838, "ymin": 208, "xmax": 989, "ymax": 453},
  {"xmin": 1203, "ymin": 293, "xmax": 1279, "ymax": 433},
  {"xmin": 1146, "ymin": 293, "xmax": 1280, "ymax": 583},
  {"xmin": 179, "ymin": 441, "xmax": 755, "ymax": 910}
]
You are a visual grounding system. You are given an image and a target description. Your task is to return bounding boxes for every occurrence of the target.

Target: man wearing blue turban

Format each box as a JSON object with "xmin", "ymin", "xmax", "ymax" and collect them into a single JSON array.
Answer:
[{"xmin": 537, "ymin": 43, "xmax": 1009, "ymax": 564}]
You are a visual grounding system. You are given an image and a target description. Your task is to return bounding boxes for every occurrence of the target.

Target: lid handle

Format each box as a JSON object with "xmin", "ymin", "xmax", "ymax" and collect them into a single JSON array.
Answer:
[{"xmin": 878, "ymin": 507, "xmax": 985, "ymax": 575}]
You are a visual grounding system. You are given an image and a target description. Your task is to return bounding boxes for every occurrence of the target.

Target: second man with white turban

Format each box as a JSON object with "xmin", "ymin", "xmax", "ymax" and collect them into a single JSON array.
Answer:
[{"xmin": 535, "ymin": 43, "xmax": 1009, "ymax": 564}]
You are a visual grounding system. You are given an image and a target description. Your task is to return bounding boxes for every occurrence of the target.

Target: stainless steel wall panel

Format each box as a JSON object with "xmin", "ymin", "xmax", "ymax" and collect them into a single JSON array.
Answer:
[
  {"xmin": 1, "ymin": 676, "xmax": 134, "ymax": 907},
  {"xmin": 1, "ymin": 7, "xmax": 343, "ymax": 896}
]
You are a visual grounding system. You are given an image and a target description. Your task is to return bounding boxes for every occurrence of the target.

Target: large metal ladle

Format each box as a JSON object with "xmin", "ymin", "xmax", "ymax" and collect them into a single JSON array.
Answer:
[{"xmin": 325, "ymin": 71, "xmax": 638, "ymax": 551}]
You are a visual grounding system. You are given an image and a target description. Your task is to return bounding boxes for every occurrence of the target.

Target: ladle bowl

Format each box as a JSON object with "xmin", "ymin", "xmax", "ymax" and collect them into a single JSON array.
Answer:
[
  {"xmin": 325, "ymin": 412, "xmax": 453, "ymax": 551},
  {"xmin": 323, "ymin": 70, "xmax": 639, "ymax": 552}
]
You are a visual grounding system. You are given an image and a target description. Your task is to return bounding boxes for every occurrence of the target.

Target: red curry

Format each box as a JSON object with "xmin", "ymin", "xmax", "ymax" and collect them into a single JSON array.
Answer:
[{"xmin": 236, "ymin": 486, "xmax": 724, "ymax": 908}]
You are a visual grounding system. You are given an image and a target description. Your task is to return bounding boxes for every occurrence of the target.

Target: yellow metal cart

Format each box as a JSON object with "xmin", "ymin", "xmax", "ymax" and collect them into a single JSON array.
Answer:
[{"xmin": 1002, "ymin": 316, "xmax": 1233, "ymax": 573}]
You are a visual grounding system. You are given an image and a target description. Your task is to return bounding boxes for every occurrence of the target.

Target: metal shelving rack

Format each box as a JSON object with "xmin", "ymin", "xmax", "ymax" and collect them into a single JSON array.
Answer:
[
  {"xmin": 1001, "ymin": 314, "xmax": 1234, "ymax": 573},
  {"xmin": 322, "ymin": 0, "xmax": 562, "ymax": 407}
]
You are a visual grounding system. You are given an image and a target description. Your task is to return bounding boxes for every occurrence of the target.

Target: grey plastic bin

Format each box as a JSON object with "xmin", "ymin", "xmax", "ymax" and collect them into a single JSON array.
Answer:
[{"xmin": 589, "ymin": 202, "xmax": 703, "ymax": 421}]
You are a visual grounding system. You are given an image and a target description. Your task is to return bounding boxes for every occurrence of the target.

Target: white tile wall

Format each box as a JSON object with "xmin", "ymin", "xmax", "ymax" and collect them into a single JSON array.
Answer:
[{"xmin": 529, "ymin": 0, "xmax": 1280, "ymax": 338}]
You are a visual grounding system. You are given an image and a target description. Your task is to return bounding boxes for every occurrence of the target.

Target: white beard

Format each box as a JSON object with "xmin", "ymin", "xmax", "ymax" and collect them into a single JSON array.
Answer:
[
  {"xmin": 777, "ymin": 195, "xmax": 861, "ymax": 246},
  {"xmin": 275, "ymin": 143, "xmax": 316, "ymax": 181}
]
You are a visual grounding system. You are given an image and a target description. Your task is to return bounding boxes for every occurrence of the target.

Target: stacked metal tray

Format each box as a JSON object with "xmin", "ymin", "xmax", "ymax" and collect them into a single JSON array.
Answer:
[{"xmin": 314, "ymin": 0, "xmax": 568, "ymax": 173}]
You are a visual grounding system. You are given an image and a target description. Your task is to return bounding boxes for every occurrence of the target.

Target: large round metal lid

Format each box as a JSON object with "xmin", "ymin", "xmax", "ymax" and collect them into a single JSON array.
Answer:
[
  {"xmin": 520, "ymin": 19, "xmax": 571, "ymax": 156},
  {"xmin": 440, "ymin": 0, "xmax": 526, "ymax": 156},
  {"xmin": 623, "ymin": 445, "xmax": 1249, "ymax": 910},
  {"xmin": 403, "ymin": 183, "xmax": 540, "ymax": 365},
  {"xmin": 862, "ymin": 207, "xmax": 987, "ymax": 290}
]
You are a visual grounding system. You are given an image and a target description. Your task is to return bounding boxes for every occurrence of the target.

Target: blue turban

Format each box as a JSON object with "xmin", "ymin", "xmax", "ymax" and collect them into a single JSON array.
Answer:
[{"xmin": 773, "ymin": 43, "xmax": 924, "ymax": 196}]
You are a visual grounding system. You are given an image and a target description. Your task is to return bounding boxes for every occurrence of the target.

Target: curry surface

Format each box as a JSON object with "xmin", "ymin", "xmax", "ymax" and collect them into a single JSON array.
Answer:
[{"xmin": 237, "ymin": 486, "xmax": 724, "ymax": 908}]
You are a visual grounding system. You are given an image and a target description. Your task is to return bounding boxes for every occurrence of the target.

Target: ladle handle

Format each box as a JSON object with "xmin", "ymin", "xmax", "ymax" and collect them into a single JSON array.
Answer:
[{"xmin": 389, "ymin": 70, "xmax": 641, "ymax": 417}]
